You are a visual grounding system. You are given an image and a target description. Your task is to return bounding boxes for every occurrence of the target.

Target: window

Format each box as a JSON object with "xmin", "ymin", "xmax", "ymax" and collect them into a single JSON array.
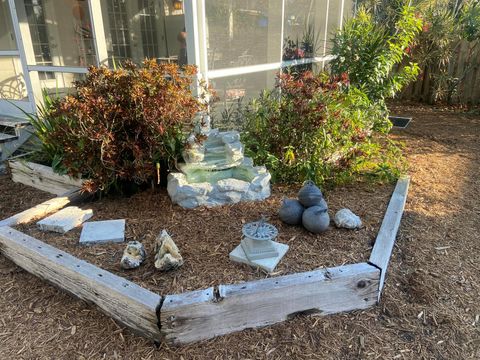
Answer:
[
  {"xmin": 138, "ymin": 0, "xmax": 159, "ymax": 59},
  {"xmin": 107, "ymin": 0, "xmax": 132, "ymax": 62},
  {"xmin": 24, "ymin": 0, "xmax": 52, "ymax": 66},
  {"xmin": 200, "ymin": 0, "xmax": 353, "ymax": 129}
]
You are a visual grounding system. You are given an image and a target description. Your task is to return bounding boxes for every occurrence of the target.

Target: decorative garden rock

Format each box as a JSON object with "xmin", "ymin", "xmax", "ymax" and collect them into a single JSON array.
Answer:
[
  {"xmin": 298, "ymin": 181, "xmax": 326, "ymax": 208},
  {"xmin": 120, "ymin": 241, "xmax": 146, "ymax": 269},
  {"xmin": 279, "ymin": 198, "xmax": 304, "ymax": 225},
  {"xmin": 302, "ymin": 206, "xmax": 330, "ymax": 233},
  {"xmin": 154, "ymin": 230, "xmax": 184, "ymax": 271},
  {"xmin": 168, "ymin": 158, "xmax": 271, "ymax": 209},
  {"xmin": 167, "ymin": 127, "xmax": 271, "ymax": 209},
  {"xmin": 334, "ymin": 208, "xmax": 362, "ymax": 229}
]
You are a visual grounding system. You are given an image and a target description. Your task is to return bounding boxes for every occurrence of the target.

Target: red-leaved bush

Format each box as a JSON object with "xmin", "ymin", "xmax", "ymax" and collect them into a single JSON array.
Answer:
[{"xmin": 46, "ymin": 60, "xmax": 209, "ymax": 193}]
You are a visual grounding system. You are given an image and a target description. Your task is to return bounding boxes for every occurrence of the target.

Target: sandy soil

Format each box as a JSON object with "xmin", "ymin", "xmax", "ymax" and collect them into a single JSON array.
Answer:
[{"xmin": 0, "ymin": 104, "xmax": 479, "ymax": 359}]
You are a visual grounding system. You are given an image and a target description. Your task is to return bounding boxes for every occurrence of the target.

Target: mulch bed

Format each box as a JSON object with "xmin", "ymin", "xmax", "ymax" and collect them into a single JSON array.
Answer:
[
  {"xmin": 0, "ymin": 174, "xmax": 52, "ymax": 219},
  {"xmin": 1, "ymin": 103, "xmax": 479, "ymax": 359},
  {"xmin": 16, "ymin": 182, "xmax": 394, "ymax": 295}
]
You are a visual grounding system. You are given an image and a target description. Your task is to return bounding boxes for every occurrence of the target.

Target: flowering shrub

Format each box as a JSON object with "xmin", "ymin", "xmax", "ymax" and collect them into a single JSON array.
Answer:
[
  {"xmin": 44, "ymin": 60, "xmax": 209, "ymax": 193},
  {"xmin": 330, "ymin": 6, "xmax": 422, "ymax": 110},
  {"xmin": 242, "ymin": 71, "xmax": 404, "ymax": 186}
]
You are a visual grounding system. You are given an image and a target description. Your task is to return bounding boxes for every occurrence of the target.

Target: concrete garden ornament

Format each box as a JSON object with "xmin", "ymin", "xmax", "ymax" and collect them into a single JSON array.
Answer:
[
  {"xmin": 279, "ymin": 181, "xmax": 330, "ymax": 234},
  {"xmin": 278, "ymin": 198, "xmax": 304, "ymax": 225},
  {"xmin": 302, "ymin": 206, "xmax": 330, "ymax": 233},
  {"xmin": 167, "ymin": 119, "xmax": 271, "ymax": 208},
  {"xmin": 298, "ymin": 180, "xmax": 326, "ymax": 208},
  {"xmin": 230, "ymin": 218, "xmax": 289, "ymax": 273}
]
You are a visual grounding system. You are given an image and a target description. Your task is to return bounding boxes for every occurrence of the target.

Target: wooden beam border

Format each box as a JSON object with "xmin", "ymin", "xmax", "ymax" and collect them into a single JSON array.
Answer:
[
  {"xmin": 160, "ymin": 263, "xmax": 380, "ymax": 345},
  {"xmin": 0, "ymin": 189, "xmax": 85, "ymax": 227},
  {"xmin": 0, "ymin": 226, "xmax": 162, "ymax": 341},
  {"xmin": 8, "ymin": 160, "xmax": 84, "ymax": 195},
  {"xmin": 369, "ymin": 176, "xmax": 411, "ymax": 299},
  {"xmin": 0, "ymin": 177, "xmax": 410, "ymax": 345}
]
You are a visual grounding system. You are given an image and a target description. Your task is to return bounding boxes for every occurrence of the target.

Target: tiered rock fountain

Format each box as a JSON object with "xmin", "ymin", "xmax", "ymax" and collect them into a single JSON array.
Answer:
[{"xmin": 167, "ymin": 125, "xmax": 271, "ymax": 209}]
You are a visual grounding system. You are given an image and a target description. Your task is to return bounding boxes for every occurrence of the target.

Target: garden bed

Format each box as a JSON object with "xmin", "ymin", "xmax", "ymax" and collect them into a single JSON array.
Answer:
[{"xmin": 15, "ymin": 183, "xmax": 395, "ymax": 295}]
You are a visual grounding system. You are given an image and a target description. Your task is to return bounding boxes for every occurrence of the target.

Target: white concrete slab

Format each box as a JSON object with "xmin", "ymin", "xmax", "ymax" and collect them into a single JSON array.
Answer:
[
  {"xmin": 79, "ymin": 219, "xmax": 126, "ymax": 246},
  {"xmin": 229, "ymin": 241, "xmax": 289, "ymax": 273},
  {"xmin": 37, "ymin": 206, "xmax": 93, "ymax": 234}
]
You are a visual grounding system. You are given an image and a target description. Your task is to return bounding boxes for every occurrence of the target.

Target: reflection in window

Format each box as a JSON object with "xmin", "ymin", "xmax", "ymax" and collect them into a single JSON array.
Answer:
[
  {"xmin": 21, "ymin": 0, "xmax": 96, "ymax": 67},
  {"xmin": 283, "ymin": 0, "xmax": 328, "ymax": 60},
  {"xmin": 0, "ymin": 0, "xmax": 17, "ymax": 51},
  {"xmin": 24, "ymin": 0, "xmax": 52, "ymax": 66},
  {"xmin": 205, "ymin": 0, "xmax": 283, "ymax": 70},
  {"xmin": 210, "ymin": 70, "xmax": 277, "ymax": 129},
  {"xmin": 102, "ymin": 0, "xmax": 186, "ymax": 66},
  {"xmin": 139, "ymin": 0, "xmax": 158, "ymax": 59},
  {"xmin": 107, "ymin": 0, "xmax": 131, "ymax": 62}
]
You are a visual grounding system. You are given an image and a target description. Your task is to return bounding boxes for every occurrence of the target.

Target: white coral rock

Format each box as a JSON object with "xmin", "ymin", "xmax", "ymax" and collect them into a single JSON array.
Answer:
[
  {"xmin": 334, "ymin": 208, "xmax": 362, "ymax": 229},
  {"xmin": 120, "ymin": 241, "xmax": 146, "ymax": 269},
  {"xmin": 154, "ymin": 230, "xmax": 184, "ymax": 271}
]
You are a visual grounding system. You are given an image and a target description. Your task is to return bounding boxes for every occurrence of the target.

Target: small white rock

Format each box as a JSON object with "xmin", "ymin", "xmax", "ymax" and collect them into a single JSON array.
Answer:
[
  {"xmin": 334, "ymin": 208, "xmax": 362, "ymax": 229},
  {"xmin": 120, "ymin": 241, "xmax": 146, "ymax": 269},
  {"xmin": 154, "ymin": 230, "xmax": 183, "ymax": 271}
]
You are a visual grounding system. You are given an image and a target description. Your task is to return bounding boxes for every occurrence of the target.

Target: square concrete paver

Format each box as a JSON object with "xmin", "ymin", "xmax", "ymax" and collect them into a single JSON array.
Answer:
[
  {"xmin": 230, "ymin": 241, "xmax": 289, "ymax": 273},
  {"xmin": 79, "ymin": 219, "xmax": 126, "ymax": 246},
  {"xmin": 37, "ymin": 206, "xmax": 93, "ymax": 234}
]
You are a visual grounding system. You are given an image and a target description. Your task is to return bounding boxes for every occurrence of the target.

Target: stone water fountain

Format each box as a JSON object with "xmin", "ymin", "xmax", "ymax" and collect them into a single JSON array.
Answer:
[{"xmin": 167, "ymin": 123, "xmax": 271, "ymax": 209}]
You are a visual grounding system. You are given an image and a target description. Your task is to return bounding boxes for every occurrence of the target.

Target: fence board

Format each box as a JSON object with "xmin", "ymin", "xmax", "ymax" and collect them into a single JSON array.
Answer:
[{"xmin": 402, "ymin": 40, "xmax": 480, "ymax": 104}]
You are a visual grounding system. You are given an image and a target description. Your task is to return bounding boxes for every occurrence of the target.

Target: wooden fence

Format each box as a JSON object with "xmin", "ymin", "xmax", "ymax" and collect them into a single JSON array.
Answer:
[{"xmin": 401, "ymin": 40, "xmax": 480, "ymax": 105}]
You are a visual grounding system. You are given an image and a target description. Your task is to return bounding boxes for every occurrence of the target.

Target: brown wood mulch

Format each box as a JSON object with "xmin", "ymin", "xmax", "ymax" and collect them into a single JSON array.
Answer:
[
  {"xmin": 15, "ymin": 181, "xmax": 393, "ymax": 295},
  {"xmin": 0, "ymin": 174, "xmax": 52, "ymax": 219},
  {"xmin": 1, "ymin": 103, "xmax": 479, "ymax": 359}
]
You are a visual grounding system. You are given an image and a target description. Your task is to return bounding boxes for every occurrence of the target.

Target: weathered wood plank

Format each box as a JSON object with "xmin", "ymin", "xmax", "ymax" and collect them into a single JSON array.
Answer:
[
  {"xmin": 369, "ymin": 176, "xmax": 410, "ymax": 297},
  {"xmin": 160, "ymin": 262, "xmax": 380, "ymax": 345},
  {"xmin": 0, "ymin": 189, "xmax": 84, "ymax": 227},
  {"xmin": 0, "ymin": 227, "xmax": 162, "ymax": 341},
  {"xmin": 9, "ymin": 160, "xmax": 84, "ymax": 195}
]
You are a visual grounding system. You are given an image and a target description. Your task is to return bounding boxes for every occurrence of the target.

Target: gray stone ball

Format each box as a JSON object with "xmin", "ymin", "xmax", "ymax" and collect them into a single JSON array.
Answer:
[
  {"xmin": 302, "ymin": 205, "xmax": 330, "ymax": 233},
  {"xmin": 279, "ymin": 198, "xmax": 304, "ymax": 225}
]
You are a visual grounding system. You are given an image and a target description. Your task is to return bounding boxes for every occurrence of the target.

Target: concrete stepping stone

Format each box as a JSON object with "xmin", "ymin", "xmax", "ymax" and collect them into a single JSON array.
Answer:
[
  {"xmin": 79, "ymin": 219, "xmax": 126, "ymax": 246},
  {"xmin": 229, "ymin": 241, "xmax": 289, "ymax": 273},
  {"xmin": 37, "ymin": 206, "xmax": 93, "ymax": 234}
]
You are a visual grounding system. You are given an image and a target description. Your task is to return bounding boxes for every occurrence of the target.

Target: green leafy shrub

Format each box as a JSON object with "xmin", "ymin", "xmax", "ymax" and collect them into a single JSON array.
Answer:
[
  {"xmin": 330, "ymin": 5, "xmax": 422, "ymax": 109},
  {"xmin": 242, "ymin": 71, "xmax": 404, "ymax": 186},
  {"xmin": 412, "ymin": 0, "xmax": 480, "ymax": 103},
  {"xmin": 41, "ymin": 60, "xmax": 209, "ymax": 193},
  {"xmin": 355, "ymin": 0, "xmax": 480, "ymax": 104}
]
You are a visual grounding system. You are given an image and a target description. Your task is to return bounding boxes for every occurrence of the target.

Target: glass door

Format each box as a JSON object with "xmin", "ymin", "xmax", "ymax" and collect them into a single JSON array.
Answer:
[{"xmin": 0, "ymin": 0, "xmax": 34, "ymax": 116}]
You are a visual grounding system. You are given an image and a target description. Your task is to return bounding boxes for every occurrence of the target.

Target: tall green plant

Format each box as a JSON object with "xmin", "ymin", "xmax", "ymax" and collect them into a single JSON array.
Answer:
[
  {"xmin": 357, "ymin": 0, "xmax": 480, "ymax": 104},
  {"xmin": 330, "ymin": 5, "xmax": 422, "ymax": 109},
  {"xmin": 415, "ymin": 0, "xmax": 480, "ymax": 102},
  {"xmin": 18, "ymin": 89, "xmax": 66, "ymax": 172}
]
